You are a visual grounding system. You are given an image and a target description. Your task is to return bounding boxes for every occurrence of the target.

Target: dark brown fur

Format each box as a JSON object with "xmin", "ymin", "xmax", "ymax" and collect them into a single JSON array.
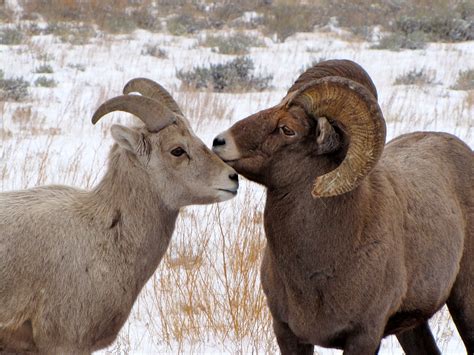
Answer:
[{"xmin": 213, "ymin": 60, "xmax": 474, "ymax": 354}]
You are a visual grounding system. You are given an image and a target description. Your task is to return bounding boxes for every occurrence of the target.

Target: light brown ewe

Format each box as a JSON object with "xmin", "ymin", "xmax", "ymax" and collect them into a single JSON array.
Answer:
[
  {"xmin": 0, "ymin": 78, "xmax": 238, "ymax": 354},
  {"xmin": 213, "ymin": 60, "xmax": 473, "ymax": 355}
]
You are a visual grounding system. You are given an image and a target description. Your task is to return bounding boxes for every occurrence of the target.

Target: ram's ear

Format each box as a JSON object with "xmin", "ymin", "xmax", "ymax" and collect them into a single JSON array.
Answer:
[
  {"xmin": 111, "ymin": 124, "xmax": 150, "ymax": 156},
  {"xmin": 315, "ymin": 117, "xmax": 342, "ymax": 155}
]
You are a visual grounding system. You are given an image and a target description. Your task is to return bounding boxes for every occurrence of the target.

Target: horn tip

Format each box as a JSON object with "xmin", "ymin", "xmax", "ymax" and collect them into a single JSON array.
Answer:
[
  {"xmin": 91, "ymin": 114, "xmax": 99, "ymax": 125},
  {"xmin": 123, "ymin": 80, "xmax": 135, "ymax": 95},
  {"xmin": 123, "ymin": 77, "xmax": 152, "ymax": 95}
]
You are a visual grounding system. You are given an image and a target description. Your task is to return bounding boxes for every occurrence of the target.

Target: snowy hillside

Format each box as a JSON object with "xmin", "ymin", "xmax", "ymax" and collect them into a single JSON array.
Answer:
[{"xmin": 0, "ymin": 2, "xmax": 473, "ymax": 354}]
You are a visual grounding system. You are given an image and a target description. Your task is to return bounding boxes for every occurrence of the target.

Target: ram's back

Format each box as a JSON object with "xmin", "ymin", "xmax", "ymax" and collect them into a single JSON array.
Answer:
[
  {"xmin": 383, "ymin": 131, "xmax": 472, "ymax": 209},
  {"xmin": 379, "ymin": 132, "xmax": 473, "ymax": 313}
]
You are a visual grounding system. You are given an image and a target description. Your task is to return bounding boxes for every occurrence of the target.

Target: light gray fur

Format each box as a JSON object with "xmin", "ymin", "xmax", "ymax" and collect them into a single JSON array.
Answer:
[{"xmin": 0, "ymin": 106, "xmax": 237, "ymax": 354}]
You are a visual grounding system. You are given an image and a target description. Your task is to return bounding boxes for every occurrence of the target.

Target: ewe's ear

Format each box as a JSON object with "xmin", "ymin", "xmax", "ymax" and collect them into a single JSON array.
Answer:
[
  {"xmin": 111, "ymin": 124, "xmax": 150, "ymax": 156},
  {"xmin": 315, "ymin": 117, "xmax": 341, "ymax": 155}
]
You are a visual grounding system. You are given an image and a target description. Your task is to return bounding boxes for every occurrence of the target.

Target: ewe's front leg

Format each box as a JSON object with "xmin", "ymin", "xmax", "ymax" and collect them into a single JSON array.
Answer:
[{"xmin": 273, "ymin": 320, "xmax": 314, "ymax": 355}]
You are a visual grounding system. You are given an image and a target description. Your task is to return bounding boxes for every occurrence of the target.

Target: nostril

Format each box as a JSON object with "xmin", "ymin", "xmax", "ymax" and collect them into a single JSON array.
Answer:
[
  {"xmin": 229, "ymin": 173, "xmax": 238, "ymax": 182},
  {"xmin": 213, "ymin": 137, "xmax": 226, "ymax": 147}
]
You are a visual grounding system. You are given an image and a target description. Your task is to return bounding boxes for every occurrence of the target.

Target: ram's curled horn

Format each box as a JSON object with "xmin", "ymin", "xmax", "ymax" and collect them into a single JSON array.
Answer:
[
  {"xmin": 285, "ymin": 76, "xmax": 386, "ymax": 198},
  {"xmin": 123, "ymin": 78, "xmax": 184, "ymax": 117},
  {"xmin": 91, "ymin": 94, "xmax": 176, "ymax": 132},
  {"xmin": 289, "ymin": 59, "xmax": 379, "ymax": 101}
]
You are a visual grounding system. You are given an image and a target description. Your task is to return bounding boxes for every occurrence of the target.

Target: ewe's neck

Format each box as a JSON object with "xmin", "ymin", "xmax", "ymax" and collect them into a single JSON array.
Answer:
[{"xmin": 87, "ymin": 146, "xmax": 178, "ymax": 287}]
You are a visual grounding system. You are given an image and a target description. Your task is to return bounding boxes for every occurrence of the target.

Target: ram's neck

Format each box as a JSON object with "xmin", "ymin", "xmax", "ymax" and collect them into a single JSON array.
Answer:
[
  {"xmin": 264, "ymin": 167, "xmax": 378, "ymax": 282},
  {"xmin": 82, "ymin": 145, "xmax": 178, "ymax": 292}
]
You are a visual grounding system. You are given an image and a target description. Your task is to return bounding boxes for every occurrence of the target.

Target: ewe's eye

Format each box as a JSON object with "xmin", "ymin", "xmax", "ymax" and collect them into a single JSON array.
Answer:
[
  {"xmin": 279, "ymin": 125, "xmax": 295, "ymax": 136},
  {"xmin": 170, "ymin": 147, "xmax": 186, "ymax": 157}
]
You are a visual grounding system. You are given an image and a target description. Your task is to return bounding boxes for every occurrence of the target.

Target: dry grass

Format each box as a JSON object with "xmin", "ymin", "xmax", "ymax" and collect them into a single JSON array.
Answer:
[
  {"xmin": 139, "ymin": 190, "xmax": 275, "ymax": 353},
  {"xmin": 0, "ymin": 9, "xmax": 471, "ymax": 352},
  {"xmin": 451, "ymin": 69, "xmax": 474, "ymax": 91},
  {"xmin": 175, "ymin": 91, "xmax": 235, "ymax": 130},
  {"xmin": 394, "ymin": 68, "xmax": 436, "ymax": 86},
  {"xmin": 15, "ymin": 0, "xmax": 472, "ymax": 42},
  {"xmin": 0, "ymin": 90, "xmax": 277, "ymax": 353},
  {"xmin": 2, "ymin": 82, "xmax": 468, "ymax": 353},
  {"xmin": 465, "ymin": 90, "xmax": 474, "ymax": 109}
]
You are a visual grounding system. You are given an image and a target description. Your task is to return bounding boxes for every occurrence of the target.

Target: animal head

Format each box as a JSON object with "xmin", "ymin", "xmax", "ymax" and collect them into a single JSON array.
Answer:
[
  {"xmin": 93, "ymin": 78, "xmax": 238, "ymax": 208},
  {"xmin": 212, "ymin": 59, "xmax": 386, "ymax": 198}
]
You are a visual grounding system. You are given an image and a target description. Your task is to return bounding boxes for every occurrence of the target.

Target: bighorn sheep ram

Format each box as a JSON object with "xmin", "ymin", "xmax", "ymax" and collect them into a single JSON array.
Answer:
[
  {"xmin": 0, "ymin": 78, "xmax": 239, "ymax": 354},
  {"xmin": 213, "ymin": 60, "xmax": 473, "ymax": 354}
]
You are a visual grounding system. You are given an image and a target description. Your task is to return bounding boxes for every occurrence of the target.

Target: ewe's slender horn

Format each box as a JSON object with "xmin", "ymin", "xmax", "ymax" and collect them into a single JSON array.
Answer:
[
  {"xmin": 123, "ymin": 78, "xmax": 184, "ymax": 117},
  {"xmin": 285, "ymin": 76, "xmax": 386, "ymax": 198},
  {"xmin": 92, "ymin": 95, "xmax": 176, "ymax": 132}
]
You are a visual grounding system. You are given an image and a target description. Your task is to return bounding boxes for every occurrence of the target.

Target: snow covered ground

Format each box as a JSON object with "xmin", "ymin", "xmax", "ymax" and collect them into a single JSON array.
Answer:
[{"xmin": 0, "ymin": 15, "xmax": 472, "ymax": 355}]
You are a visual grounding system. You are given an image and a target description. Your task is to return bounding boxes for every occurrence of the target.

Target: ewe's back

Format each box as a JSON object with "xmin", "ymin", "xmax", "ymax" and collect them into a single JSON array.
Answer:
[
  {"xmin": 0, "ymin": 185, "xmax": 88, "ymax": 247},
  {"xmin": 0, "ymin": 186, "xmax": 95, "ymax": 325}
]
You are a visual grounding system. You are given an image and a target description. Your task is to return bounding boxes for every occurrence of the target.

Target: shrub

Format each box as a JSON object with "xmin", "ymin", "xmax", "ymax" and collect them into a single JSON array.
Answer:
[
  {"xmin": 35, "ymin": 76, "xmax": 57, "ymax": 88},
  {"xmin": 20, "ymin": 1, "xmax": 141, "ymax": 33},
  {"xmin": 167, "ymin": 14, "xmax": 207, "ymax": 36},
  {"xmin": 0, "ymin": 70, "xmax": 29, "ymax": 101},
  {"xmin": 36, "ymin": 22, "xmax": 96, "ymax": 45},
  {"xmin": 177, "ymin": 57, "xmax": 272, "ymax": 92},
  {"xmin": 451, "ymin": 69, "xmax": 474, "ymax": 91},
  {"xmin": 67, "ymin": 63, "xmax": 86, "ymax": 72},
  {"xmin": 206, "ymin": 2, "xmax": 267, "ymax": 29},
  {"xmin": 0, "ymin": 28, "xmax": 23, "ymax": 45},
  {"xmin": 0, "ymin": 7, "xmax": 13, "ymax": 23},
  {"xmin": 131, "ymin": 8, "xmax": 162, "ymax": 32},
  {"xmin": 349, "ymin": 25, "xmax": 374, "ymax": 41},
  {"xmin": 99, "ymin": 13, "xmax": 137, "ymax": 34},
  {"xmin": 372, "ymin": 31, "xmax": 428, "ymax": 51},
  {"xmin": 394, "ymin": 69, "xmax": 434, "ymax": 86},
  {"xmin": 35, "ymin": 64, "xmax": 54, "ymax": 74},
  {"xmin": 396, "ymin": 14, "xmax": 474, "ymax": 42},
  {"xmin": 263, "ymin": 4, "xmax": 319, "ymax": 42},
  {"xmin": 141, "ymin": 44, "xmax": 167, "ymax": 58},
  {"xmin": 200, "ymin": 33, "xmax": 265, "ymax": 55}
]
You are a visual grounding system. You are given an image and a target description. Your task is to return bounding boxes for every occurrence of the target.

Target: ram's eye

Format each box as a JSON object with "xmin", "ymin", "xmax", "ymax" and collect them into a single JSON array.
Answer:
[
  {"xmin": 170, "ymin": 147, "xmax": 186, "ymax": 157},
  {"xmin": 280, "ymin": 126, "xmax": 295, "ymax": 136}
]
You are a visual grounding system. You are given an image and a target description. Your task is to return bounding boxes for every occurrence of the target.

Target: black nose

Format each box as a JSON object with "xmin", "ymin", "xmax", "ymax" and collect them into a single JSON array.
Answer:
[
  {"xmin": 213, "ymin": 137, "xmax": 226, "ymax": 147},
  {"xmin": 229, "ymin": 173, "xmax": 238, "ymax": 182}
]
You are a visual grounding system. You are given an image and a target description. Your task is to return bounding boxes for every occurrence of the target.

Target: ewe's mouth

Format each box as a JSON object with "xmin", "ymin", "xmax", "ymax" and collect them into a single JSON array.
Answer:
[
  {"xmin": 218, "ymin": 188, "xmax": 238, "ymax": 195},
  {"xmin": 222, "ymin": 158, "xmax": 240, "ymax": 166}
]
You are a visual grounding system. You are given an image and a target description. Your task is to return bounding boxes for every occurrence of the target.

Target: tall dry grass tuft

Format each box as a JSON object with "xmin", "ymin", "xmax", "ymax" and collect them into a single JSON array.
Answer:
[
  {"xmin": 176, "ymin": 91, "xmax": 235, "ymax": 130},
  {"xmin": 131, "ymin": 186, "xmax": 276, "ymax": 354}
]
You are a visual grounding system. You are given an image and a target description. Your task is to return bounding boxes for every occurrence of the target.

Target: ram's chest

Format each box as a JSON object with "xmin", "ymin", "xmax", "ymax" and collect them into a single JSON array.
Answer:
[{"xmin": 261, "ymin": 250, "xmax": 357, "ymax": 348}]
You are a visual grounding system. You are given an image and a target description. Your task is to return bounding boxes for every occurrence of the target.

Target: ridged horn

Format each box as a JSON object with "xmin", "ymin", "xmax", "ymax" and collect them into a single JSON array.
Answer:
[
  {"xmin": 289, "ymin": 59, "xmax": 378, "ymax": 101},
  {"xmin": 284, "ymin": 76, "xmax": 386, "ymax": 198},
  {"xmin": 92, "ymin": 95, "xmax": 176, "ymax": 132},
  {"xmin": 123, "ymin": 78, "xmax": 184, "ymax": 117}
]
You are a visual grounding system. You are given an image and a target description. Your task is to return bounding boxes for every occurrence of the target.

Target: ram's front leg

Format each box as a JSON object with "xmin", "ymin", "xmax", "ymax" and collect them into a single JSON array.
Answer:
[
  {"xmin": 343, "ymin": 337, "xmax": 381, "ymax": 355},
  {"xmin": 43, "ymin": 346, "xmax": 91, "ymax": 355},
  {"xmin": 273, "ymin": 320, "xmax": 314, "ymax": 355},
  {"xmin": 342, "ymin": 325, "xmax": 384, "ymax": 355},
  {"xmin": 396, "ymin": 321, "xmax": 441, "ymax": 355}
]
